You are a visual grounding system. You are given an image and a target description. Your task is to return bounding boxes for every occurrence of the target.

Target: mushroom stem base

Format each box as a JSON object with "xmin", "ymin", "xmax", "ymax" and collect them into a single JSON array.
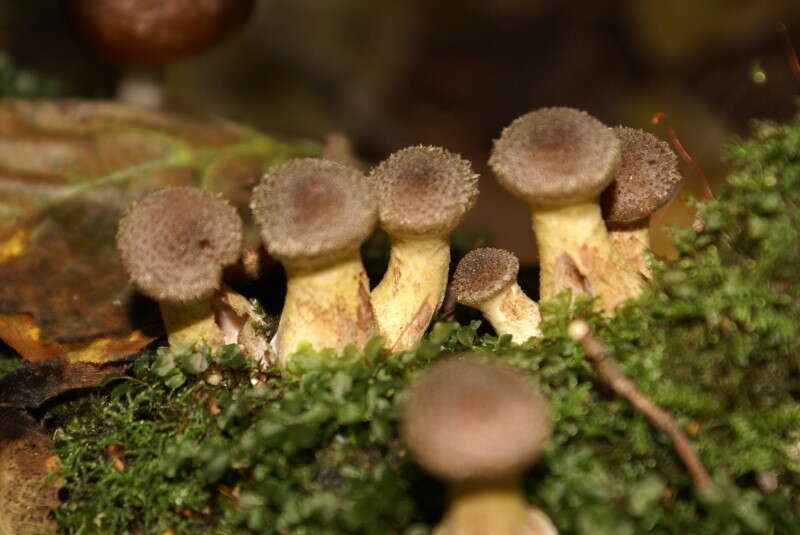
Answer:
[
  {"xmin": 480, "ymin": 283, "xmax": 541, "ymax": 343},
  {"xmin": 437, "ymin": 478, "xmax": 532, "ymax": 535},
  {"xmin": 608, "ymin": 219, "xmax": 651, "ymax": 279},
  {"xmin": 371, "ymin": 235, "xmax": 450, "ymax": 352},
  {"xmin": 531, "ymin": 201, "xmax": 642, "ymax": 313},
  {"xmin": 275, "ymin": 253, "xmax": 376, "ymax": 365},
  {"xmin": 117, "ymin": 67, "xmax": 165, "ymax": 109},
  {"xmin": 160, "ymin": 299, "xmax": 224, "ymax": 348}
]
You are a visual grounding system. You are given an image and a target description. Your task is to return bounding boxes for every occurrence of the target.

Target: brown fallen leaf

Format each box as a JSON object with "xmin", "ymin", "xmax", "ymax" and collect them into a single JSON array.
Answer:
[
  {"xmin": 0, "ymin": 355, "xmax": 131, "ymax": 409},
  {"xmin": 0, "ymin": 99, "xmax": 319, "ymax": 363},
  {"xmin": 0, "ymin": 408, "xmax": 61, "ymax": 535}
]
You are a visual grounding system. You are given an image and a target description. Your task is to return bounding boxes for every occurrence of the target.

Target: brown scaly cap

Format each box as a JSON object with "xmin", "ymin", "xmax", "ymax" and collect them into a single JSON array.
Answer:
[
  {"xmin": 401, "ymin": 356, "xmax": 551, "ymax": 482},
  {"xmin": 452, "ymin": 248, "xmax": 520, "ymax": 307},
  {"xmin": 251, "ymin": 158, "xmax": 377, "ymax": 265},
  {"xmin": 370, "ymin": 146, "xmax": 479, "ymax": 236},
  {"xmin": 489, "ymin": 107, "xmax": 621, "ymax": 207},
  {"xmin": 601, "ymin": 127, "xmax": 682, "ymax": 223},
  {"xmin": 117, "ymin": 187, "xmax": 243, "ymax": 303},
  {"xmin": 70, "ymin": 0, "xmax": 254, "ymax": 66}
]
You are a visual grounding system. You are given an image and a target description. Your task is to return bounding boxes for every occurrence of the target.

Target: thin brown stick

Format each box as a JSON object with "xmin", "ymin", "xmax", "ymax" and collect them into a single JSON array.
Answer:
[
  {"xmin": 651, "ymin": 112, "xmax": 715, "ymax": 202},
  {"xmin": 567, "ymin": 319, "xmax": 716, "ymax": 490},
  {"xmin": 776, "ymin": 23, "xmax": 800, "ymax": 85}
]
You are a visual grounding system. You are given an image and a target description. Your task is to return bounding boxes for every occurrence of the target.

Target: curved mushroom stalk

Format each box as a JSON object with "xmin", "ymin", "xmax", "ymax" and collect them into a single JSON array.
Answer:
[
  {"xmin": 369, "ymin": 146, "xmax": 478, "ymax": 351},
  {"xmin": 452, "ymin": 248, "xmax": 541, "ymax": 343},
  {"xmin": 371, "ymin": 234, "xmax": 450, "ymax": 352},
  {"xmin": 274, "ymin": 254, "xmax": 375, "ymax": 365},
  {"xmin": 607, "ymin": 220, "xmax": 651, "ymax": 279},
  {"xmin": 480, "ymin": 283, "xmax": 542, "ymax": 343},
  {"xmin": 532, "ymin": 202, "xmax": 640, "ymax": 310}
]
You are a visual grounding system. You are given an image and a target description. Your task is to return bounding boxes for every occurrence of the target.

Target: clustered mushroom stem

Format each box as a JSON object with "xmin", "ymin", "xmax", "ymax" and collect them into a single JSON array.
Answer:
[
  {"xmin": 440, "ymin": 477, "xmax": 531, "ymax": 535},
  {"xmin": 607, "ymin": 220, "xmax": 652, "ymax": 279},
  {"xmin": 159, "ymin": 299, "xmax": 225, "ymax": 348},
  {"xmin": 274, "ymin": 254, "xmax": 375, "ymax": 365},
  {"xmin": 532, "ymin": 201, "xmax": 641, "ymax": 312},
  {"xmin": 479, "ymin": 284, "xmax": 541, "ymax": 343},
  {"xmin": 568, "ymin": 319, "xmax": 716, "ymax": 491},
  {"xmin": 116, "ymin": 67, "xmax": 165, "ymax": 109},
  {"xmin": 371, "ymin": 235, "xmax": 450, "ymax": 352}
]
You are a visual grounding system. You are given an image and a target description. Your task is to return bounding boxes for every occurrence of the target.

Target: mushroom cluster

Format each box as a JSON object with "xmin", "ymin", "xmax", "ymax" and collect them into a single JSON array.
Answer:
[
  {"xmin": 115, "ymin": 106, "xmax": 678, "ymax": 365},
  {"xmin": 112, "ymin": 108, "xmax": 681, "ymax": 533}
]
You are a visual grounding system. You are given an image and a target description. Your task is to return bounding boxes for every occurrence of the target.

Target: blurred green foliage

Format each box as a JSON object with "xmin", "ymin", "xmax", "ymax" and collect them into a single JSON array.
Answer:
[
  {"xmin": 0, "ymin": 52, "xmax": 62, "ymax": 98},
  {"xmin": 51, "ymin": 114, "xmax": 800, "ymax": 534}
]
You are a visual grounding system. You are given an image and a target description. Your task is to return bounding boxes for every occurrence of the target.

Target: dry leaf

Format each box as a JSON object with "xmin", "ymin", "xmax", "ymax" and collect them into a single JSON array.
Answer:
[
  {"xmin": 0, "ymin": 408, "xmax": 61, "ymax": 535},
  {"xmin": 0, "ymin": 99, "xmax": 318, "ymax": 363},
  {"xmin": 0, "ymin": 358, "xmax": 131, "ymax": 408}
]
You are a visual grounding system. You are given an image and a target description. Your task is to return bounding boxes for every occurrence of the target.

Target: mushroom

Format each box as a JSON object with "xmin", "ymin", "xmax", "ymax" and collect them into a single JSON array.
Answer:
[
  {"xmin": 116, "ymin": 187, "xmax": 243, "ymax": 349},
  {"xmin": 600, "ymin": 127, "xmax": 682, "ymax": 279},
  {"xmin": 370, "ymin": 146, "xmax": 478, "ymax": 351},
  {"xmin": 452, "ymin": 248, "xmax": 541, "ymax": 343},
  {"xmin": 70, "ymin": 0, "xmax": 254, "ymax": 107},
  {"xmin": 250, "ymin": 158, "xmax": 378, "ymax": 364},
  {"xmin": 489, "ymin": 107, "xmax": 642, "ymax": 312},
  {"xmin": 402, "ymin": 356, "xmax": 556, "ymax": 535}
]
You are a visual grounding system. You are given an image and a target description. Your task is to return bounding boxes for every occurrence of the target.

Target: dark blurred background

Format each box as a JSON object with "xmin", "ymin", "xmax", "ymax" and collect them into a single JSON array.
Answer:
[{"xmin": 2, "ymin": 0, "xmax": 799, "ymax": 262}]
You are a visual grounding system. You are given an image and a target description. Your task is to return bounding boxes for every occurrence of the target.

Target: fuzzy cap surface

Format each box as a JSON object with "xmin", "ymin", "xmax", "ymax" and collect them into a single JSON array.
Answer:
[
  {"xmin": 402, "ymin": 356, "xmax": 551, "ymax": 482},
  {"xmin": 489, "ymin": 107, "xmax": 620, "ymax": 207},
  {"xmin": 117, "ymin": 187, "xmax": 243, "ymax": 302},
  {"xmin": 251, "ymin": 158, "xmax": 377, "ymax": 265},
  {"xmin": 370, "ymin": 146, "xmax": 478, "ymax": 236},
  {"xmin": 601, "ymin": 126, "xmax": 682, "ymax": 223},
  {"xmin": 452, "ymin": 248, "xmax": 520, "ymax": 307}
]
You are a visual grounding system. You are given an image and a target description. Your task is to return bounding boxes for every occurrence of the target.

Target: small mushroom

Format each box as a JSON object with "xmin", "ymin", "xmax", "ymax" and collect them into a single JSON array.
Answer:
[
  {"xmin": 600, "ymin": 127, "xmax": 682, "ymax": 279},
  {"xmin": 116, "ymin": 187, "xmax": 243, "ymax": 349},
  {"xmin": 402, "ymin": 356, "xmax": 555, "ymax": 535},
  {"xmin": 489, "ymin": 107, "xmax": 642, "ymax": 312},
  {"xmin": 370, "ymin": 146, "xmax": 478, "ymax": 351},
  {"xmin": 70, "ymin": 0, "xmax": 254, "ymax": 107},
  {"xmin": 452, "ymin": 248, "xmax": 541, "ymax": 343},
  {"xmin": 250, "ymin": 158, "xmax": 378, "ymax": 365}
]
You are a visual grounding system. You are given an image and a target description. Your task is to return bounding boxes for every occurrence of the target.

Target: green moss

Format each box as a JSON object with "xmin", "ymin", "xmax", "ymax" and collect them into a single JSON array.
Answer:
[{"xmin": 51, "ymin": 114, "xmax": 800, "ymax": 534}]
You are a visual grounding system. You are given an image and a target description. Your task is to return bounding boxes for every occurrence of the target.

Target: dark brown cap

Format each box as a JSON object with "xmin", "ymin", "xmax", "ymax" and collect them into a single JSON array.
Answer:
[
  {"xmin": 117, "ymin": 187, "xmax": 243, "ymax": 302},
  {"xmin": 250, "ymin": 158, "xmax": 377, "ymax": 265},
  {"xmin": 370, "ymin": 146, "xmax": 478, "ymax": 236},
  {"xmin": 489, "ymin": 107, "xmax": 620, "ymax": 207},
  {"xmin": 601, "ymin": 127, "xmax": 681, "ymax": 223},
  {"xmin": 401, "ymin": 356, "xmax": 551, "ymax": 482},
  {"xmin": 452, "ymin": 248, "xmax": 519, "ymax": 307},
  {"xmin": 70, "ymin": 0, "xmax": 254, "ymax": 66}
]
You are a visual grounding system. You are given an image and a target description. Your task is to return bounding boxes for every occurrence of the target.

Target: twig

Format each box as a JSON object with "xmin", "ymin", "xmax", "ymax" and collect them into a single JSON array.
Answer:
[
  {"xmin": 651, "ymin": 112, "xmax": 714, "ymax": 202},
  {"xmin": 567, "ymin": 320, "xmax": 716, "ymax": 491},
  {"xmin": 776, "ymin": 23, "xmax": 800, "ymax": 85}
]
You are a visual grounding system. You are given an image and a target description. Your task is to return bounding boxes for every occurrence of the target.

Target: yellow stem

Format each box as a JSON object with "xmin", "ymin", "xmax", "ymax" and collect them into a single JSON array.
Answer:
[
  {"xmin": 276, "ymin": 253, "xmax": 376, "ymax": 365},
  {"xmin": 480, "ymin": 283, "xmax": 541, "ymax": 343},
  {"xmin": 532, "ymin": 201, "xmax": 641, "ymax": 313},
  {"xmin": 371, "ymin": 235, "xmax": 450, "ymax": 352},
  {"xmin": 159, "ymin": 299, "xmax": 224, "ymax": 348},
  {"xmin": 608, "ymin": 219, "xmax": 651, "ymax": 279}
]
